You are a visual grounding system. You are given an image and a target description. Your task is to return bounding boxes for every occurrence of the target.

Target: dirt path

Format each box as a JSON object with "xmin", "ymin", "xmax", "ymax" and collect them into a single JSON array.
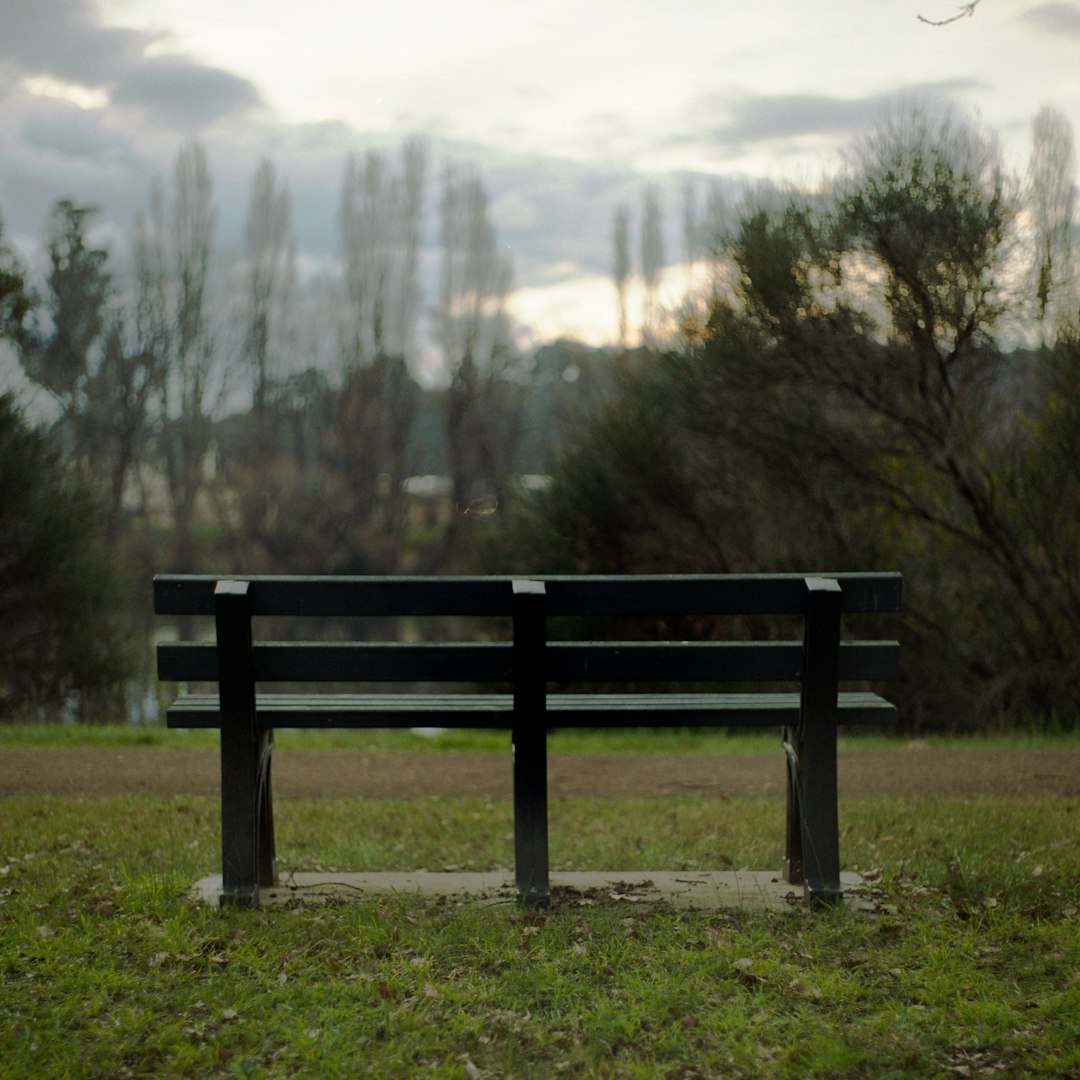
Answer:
[{"xmin": 1, "ymin": 747, "xmax": 1077, "ymax": 799}]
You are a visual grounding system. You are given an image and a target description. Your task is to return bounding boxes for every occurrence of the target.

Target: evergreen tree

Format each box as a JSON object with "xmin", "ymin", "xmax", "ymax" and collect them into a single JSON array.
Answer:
[{"xmin": 0, "ymin": 393, "xmax": 134, "ymax": 720}]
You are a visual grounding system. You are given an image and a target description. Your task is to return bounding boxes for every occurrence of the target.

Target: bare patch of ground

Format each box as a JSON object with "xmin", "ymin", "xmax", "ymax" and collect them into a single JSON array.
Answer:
[{"xmin": 1, "ymin": 746, "xmax": 1077, "ymax": 799}]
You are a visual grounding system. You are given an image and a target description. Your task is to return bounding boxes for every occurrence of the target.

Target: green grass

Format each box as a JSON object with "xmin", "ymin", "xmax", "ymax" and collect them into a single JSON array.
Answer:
[
  {"xmin": 1, "ymin": 722, "xmax": 1076, "ymax": 753},
  {"xmin": 2, "ymin": 790, "xmax": 1078, "ymax": 1078}
]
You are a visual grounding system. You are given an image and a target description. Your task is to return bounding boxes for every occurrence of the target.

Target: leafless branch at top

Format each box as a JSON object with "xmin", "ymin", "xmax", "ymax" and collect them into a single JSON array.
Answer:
[{"xmin": 917, "ymin": 0, "xmax": 983, "ymax": 26}]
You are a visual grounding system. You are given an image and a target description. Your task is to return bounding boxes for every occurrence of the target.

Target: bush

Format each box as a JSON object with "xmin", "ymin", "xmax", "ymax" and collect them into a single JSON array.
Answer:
[{"xmin": 0, "ymin": 393, "xmax": 135, "ymax": 720}]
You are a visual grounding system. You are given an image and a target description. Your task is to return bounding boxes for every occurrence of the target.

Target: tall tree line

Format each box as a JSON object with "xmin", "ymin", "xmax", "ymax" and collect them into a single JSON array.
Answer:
[{"xmin": 1, "ymin": 136, "xmax": 534, "ymax": 717}]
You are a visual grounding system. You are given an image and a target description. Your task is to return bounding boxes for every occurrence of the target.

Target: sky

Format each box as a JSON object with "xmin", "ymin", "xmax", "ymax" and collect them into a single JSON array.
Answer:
[{"xmin": 1, "ymin": 0, "xmax": 1079, "ymax": 355}]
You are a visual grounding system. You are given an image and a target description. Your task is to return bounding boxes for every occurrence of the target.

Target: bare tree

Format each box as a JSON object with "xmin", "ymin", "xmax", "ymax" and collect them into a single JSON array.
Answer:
[
  {"xmin": 84, "ymin": 314, "xmax": 158, "ymax": 539},
  {"xmin": 143, "ymin": 140, "xmax": 220, "ymax": 572},
  {"xmin": 340, "ymin": 150, "xmax": 391, "ymax": 366},
  {"xmin": 1027, "ymin": 106, "xmax": 1077, "ymax": 337},
  {"xmin": 641, "ymin": 185, "xmax": 664, "ymax": 346},
  {"xmin": 339, "ymin": 138, "xmax": 428, "ymax": 367},
  {"xmin": 243, "ymin": 158, "xmax": 295, "ymax": 438},
  {"xmin": 682, "ymin": 180, "xmax": 699, "ymax": 284},
  {"xmin": 393, "ymin": 137, "xmax": 428, "ymax": 363},
  {"xmin": 613, "ymin": 204, "xmax": 631, "ymax": 348},
  {"xmin": 330, "ymin": 140, "xmax": 429, "ymax": 569},
  {"xmin": 436, "ymin": 165, "xmax": 522, "ymax": 543}
]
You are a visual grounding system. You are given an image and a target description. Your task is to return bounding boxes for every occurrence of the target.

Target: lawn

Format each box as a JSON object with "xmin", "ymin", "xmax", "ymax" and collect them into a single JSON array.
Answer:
[
  {"xmin": 0, "ymin": 722, "xmax": 1074, "ymax": 753},
  {"xmin": 2, "ymin": 760, "xmax": 1078, "ymax": 1077}
]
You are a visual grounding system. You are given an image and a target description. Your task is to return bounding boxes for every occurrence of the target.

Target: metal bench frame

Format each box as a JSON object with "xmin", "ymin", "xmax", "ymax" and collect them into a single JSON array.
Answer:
[{"xmin": 155, "ymin": 572, "xmax": 902, "ymax": 909}]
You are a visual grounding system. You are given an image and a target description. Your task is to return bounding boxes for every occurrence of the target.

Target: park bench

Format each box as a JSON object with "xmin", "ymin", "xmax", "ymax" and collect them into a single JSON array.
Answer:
[{"xmin": 155, "ymin": 572, "xmax": 901, "ymax": 909}]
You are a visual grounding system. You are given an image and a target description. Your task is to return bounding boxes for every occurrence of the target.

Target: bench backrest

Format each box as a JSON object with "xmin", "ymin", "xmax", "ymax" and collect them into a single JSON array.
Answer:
[{"xmin": 155, "ymin": 573, "xmax": 901, "ymax": 690}]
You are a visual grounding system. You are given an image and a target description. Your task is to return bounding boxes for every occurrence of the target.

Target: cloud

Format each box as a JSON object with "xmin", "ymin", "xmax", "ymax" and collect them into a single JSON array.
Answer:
[
  {"xmin": 686, "ymin": 82, "xmax": 981, "ymax": 152},
  {"xmin": 1, "ymin": 0, "xmax": 261, "ymax": 132},
  {"xmin": 1, "ymin": 0, "xmax": 155, "ymax": 86},
  {"xmin": 1022, "ymin": 2, "xmax": 1080, "ymax": 36},
  {"xmin": 112, "ymin": 56, "xmax": 263, "ymax": 129},
  {"xmin": 20, "ymin": 101, "xmax": 139, "ymax": 165}
]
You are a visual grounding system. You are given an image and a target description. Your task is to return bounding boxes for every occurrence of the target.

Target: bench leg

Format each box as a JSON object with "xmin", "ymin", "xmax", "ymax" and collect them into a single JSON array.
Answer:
[
  {"xmin": 512, "ymin": 726, "xmax": 550, "ymax": 907},
  {"xmin": 798, "ymin": 715, "xmax": 842, "ymax": 909},
  {"xmin": 220, "ymin": 726, "xmax": 279, "ymax": 906},
  {"xmin": 220, "ymin": 723, "xmax": 259, "ymax": 906},
  {"xmin": 511, "ymin": 581, "xmax": 550, "ymax": 907},
  {"xmin": 216, "ymin": 580, "xmax": 279, "ymax": 907},
  {"xmin": 782, "ymin": 726, "xmax": 804, "ymax": 886},
  {"xmin": 795, "ymin": 577, "xmax": 843, "ymax": 909}
]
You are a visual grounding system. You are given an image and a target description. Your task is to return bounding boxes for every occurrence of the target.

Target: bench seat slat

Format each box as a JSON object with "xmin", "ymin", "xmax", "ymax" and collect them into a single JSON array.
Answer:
[{"xmin": 165, "ymin": 690, "xmax": 895, "ymax": 730}]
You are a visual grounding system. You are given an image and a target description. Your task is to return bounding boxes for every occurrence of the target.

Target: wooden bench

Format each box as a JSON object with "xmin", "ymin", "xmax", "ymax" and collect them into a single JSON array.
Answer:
[{"xmin": 155, "ymin": 572, "xmax": 902, "ymax": 909}]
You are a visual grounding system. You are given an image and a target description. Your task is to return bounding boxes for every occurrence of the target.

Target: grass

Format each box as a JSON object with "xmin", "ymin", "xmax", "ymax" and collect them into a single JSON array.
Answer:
[
  {"xmin": 1, "ymin": 722, "xmax": 1077, "ymax": 753},
  {"xmin": 2, "ymin": 787, "xmax": 1079, "ymax": 1078}
]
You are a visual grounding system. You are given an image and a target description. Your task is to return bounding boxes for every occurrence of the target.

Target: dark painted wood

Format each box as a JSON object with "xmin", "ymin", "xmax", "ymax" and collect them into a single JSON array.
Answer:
[
  {"xmin": 512, "ymin": 580, "xmax": 550, "ymax": 907},
  {"xmin": 158, "ymin": 639, "xmax": 899, "ymax": 685},
  {"xmin": 156, "ymin": 575, "xmax": 514, "ymax": 617},
  {"xmin": 794, "ymin": 578, "xmax": 844, "ymax": 908},
  {"xmin": 214, "ymin": 581, "xmax": 276, "ymax": 907},
  {"xmin": 164, "ymin": 690, "xmax": 894, "ymax": 729},
  {"xmin": 158, "ymin": 642, "xmax": 514, "ymax": 683},
  {"xmin": 155, "ymin": 572, "xmax": 901, "ymax": 618},
  {"xmin": 156, "ymin": 571, "xmax": 901, "ymax": 911}
]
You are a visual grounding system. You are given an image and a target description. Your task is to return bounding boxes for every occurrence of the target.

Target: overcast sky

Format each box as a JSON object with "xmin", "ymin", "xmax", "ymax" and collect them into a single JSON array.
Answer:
[{"xmin": 2, "ymin": 0, "xmax": 1079, "ymax": 349}]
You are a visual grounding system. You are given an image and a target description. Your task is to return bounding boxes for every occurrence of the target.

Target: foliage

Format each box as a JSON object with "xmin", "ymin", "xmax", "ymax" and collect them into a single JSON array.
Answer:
[
  {"xmin": 0, "ymin": 217, "xmax": 33, "ymax": 338},
  {"xmin": 497, "ymin": 106, "xmax": 1080, "ymax": 731},
  {"xmin": 0, "ymin": 394, "xmax": 135, "ymax": 720},
  {"xmin": 19, "ymin": 201, "xmax": 113, "ymax": 408},
  {"xmin": 11, "ymin": 202, "xmax": 158, "ymax": 538},
  {"xmin": 5, "ymin": 113, "xmax": 1080, "ymax": 730},
  {"xmin": 1, "ymin": 790, "xmax": 1078, "ymax": 1077}
]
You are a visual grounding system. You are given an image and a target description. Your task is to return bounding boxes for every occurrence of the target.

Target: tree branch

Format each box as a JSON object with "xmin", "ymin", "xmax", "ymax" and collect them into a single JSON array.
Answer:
[{"xmin": 918, "ymin": 0, "xmax": 983, "ymax": 26}]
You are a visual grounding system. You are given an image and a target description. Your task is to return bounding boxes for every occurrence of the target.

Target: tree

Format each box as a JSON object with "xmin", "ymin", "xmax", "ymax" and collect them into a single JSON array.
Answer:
[
  {"xmin": 502, "ymin": 104, "xmax": 1080, "ymax": 730},
  {"xmin": 392, "ymin": 137, "xmax": 428, "ymax": 364},
  {"xmin": 339, "ymin": 138, "xmax": 428, "ymax": 367},
  {"xmin": 435, "ymin": 165, "xmax": 523, "ymax": 554},
  {"xmin": 14, "ymin": 202, "xmax": 156, "ymax": 536},
  {"xmin": 242, "ymin": 158, "xmax": 295, "ymax": 440},
  {"xmin": 837, "ymin": 106, "xmax": 1009, "ymax": 357},
  {"xmin": 83, "ymin": 313, "xmax": 158, "ymax": 539},
  {"xmin": 0, "ymin": 393, "xmax": 134, "ymax": 720},
  {"xmin": 141, "ymin": 141, "xmax": 220, "ymax": 572},
  {"xmin": 319, "ymin": 353, "xmax": 422, "ymax": 571},
  {"xmin": 722, "ymin": 107, "xmax": 1067, "ymax": 724},
  {"xmin": 17, "ymin": 202, "xmax": 111, "ymax": 451},
  {"xmin": 682, "ymin": 180, "xmax": 700, "ymax": 284},
  {"xmin": 326, "ymin": 141, "xmax": 430, "ymax": 570},
  {"xmin": 640, "ymin": 185, "xmax": 664, "ymax": 345},
  {"xmin": 1027, "ymin": 105, "xmax": 1076, "ymax": 336},
  {"xmin": 0, "ymin": 215, "xmax": 32, "ymax": 344},
  {"xmin": 612, "ymin": 205, "xmax": 631, "ymax": 347}
]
